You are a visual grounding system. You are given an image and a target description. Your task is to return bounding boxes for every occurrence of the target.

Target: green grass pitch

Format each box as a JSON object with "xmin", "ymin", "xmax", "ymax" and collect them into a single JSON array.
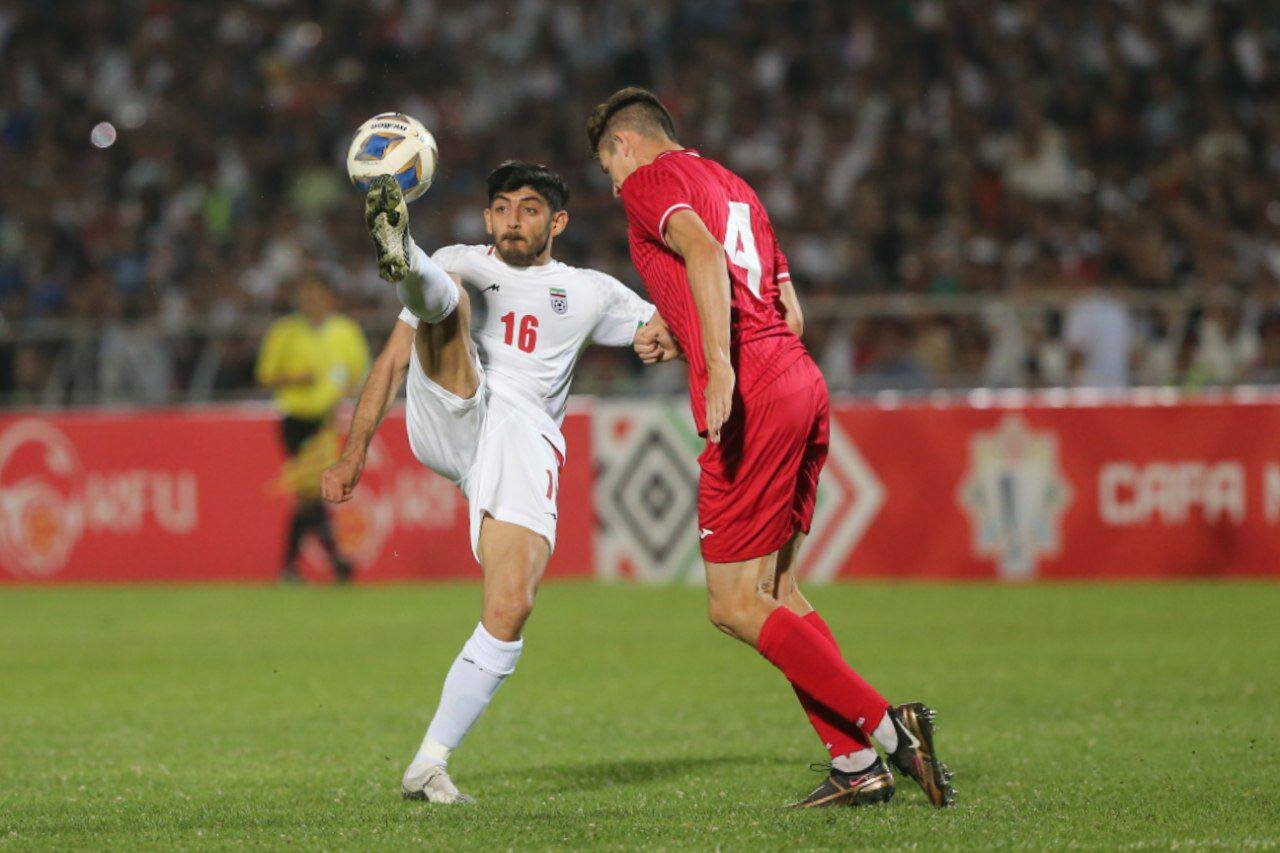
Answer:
[{"xmin": 1, "ymin": 581, "xmax": 1277, "ymax": 849}]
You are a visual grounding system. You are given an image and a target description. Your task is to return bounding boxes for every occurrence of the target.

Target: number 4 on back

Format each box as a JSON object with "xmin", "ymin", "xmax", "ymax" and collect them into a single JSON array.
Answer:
[{"xmin": 723, "ymin": 201, "xmax": 762, "ymax": 301}]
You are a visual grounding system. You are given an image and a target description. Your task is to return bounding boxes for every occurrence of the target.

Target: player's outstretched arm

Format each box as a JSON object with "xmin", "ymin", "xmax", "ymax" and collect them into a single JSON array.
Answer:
[
  {"xmin": 321, "ymin": 320, "xmax": 415, "ymax": 503},
  {"xmin": 587, "ymin": 273, "xmax": 680, "ymax": 362},
  {"xmin": 664, "ymin": 208, "xmax": 734, "ymax": 442}
]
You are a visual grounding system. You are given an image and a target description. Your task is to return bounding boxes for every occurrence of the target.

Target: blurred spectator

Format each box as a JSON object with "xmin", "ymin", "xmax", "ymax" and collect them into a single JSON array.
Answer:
[
  {"xmin": 0, "ymin": 0, "xmax": 1278, "ymax": 401},
  {"xmin": 1064, "ymin": 282, "xmax": 1135, "ymax": 388},
  {"xmin": 98, "ymin": 292, "xmax": 173, "ymax": 404}
]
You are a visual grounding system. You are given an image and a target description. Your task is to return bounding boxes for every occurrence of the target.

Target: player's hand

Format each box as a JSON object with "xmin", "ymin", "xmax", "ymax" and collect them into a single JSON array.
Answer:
[
  {"xmin": 633, "ymin": 319, "xmax": 681, "ymax": 364},
  {"xmin": 321, "ymin": 455, "xmax": 364, "ymax": 503},
  {"xmin": 705, "ymin": 360, "xmax": 735, "ymax": 444}
]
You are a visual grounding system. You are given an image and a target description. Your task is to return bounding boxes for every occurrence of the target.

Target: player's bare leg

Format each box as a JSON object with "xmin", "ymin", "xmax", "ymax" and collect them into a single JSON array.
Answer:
[
  {"xmin": 776, "ymin": 533, "xmax": 955, "ymax": 808},
  {"xmin": 395, "ymin": 302, "xmax": 492, "ymax": 804},
  {"xmin": 768, "ymin": 534, "xmax": 893, "ymax": 807},
  {"xmin": 476, "ymin": 516, "xmax": 551, "ymax": 641},
  {"xmin": 370, "ymin": 172, "xmax": 490, "ymax": 803},
  {"xmin": 402, "ymin": 517, "xmax": 549, "ymax": 804},
  {"xmin": 411, "ymin": 283, "xmax": 478, "ymax": 401},
  {"xmin": 703, "ymin": 543, "xmax": 892, "ymax": 807},
  {"xmin": 365, "ymin": 172, "xmax": 477, "ymax": 402}
]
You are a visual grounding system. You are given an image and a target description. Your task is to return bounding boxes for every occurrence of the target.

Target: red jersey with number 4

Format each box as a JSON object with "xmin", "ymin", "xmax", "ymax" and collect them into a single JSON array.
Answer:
[{"xmin": 620, "ymin": 149, "xmax": 807, "ymax": 434}]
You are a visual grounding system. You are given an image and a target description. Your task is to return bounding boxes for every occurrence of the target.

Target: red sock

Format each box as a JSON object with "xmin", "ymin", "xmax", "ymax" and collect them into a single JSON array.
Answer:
[
  {"xmin": 758, "ymin": 607, "xmax": 889, "ymax": 741},
  {"xmin": 791, "ymin": 612, "xmax": 872, "ymax": 758}
]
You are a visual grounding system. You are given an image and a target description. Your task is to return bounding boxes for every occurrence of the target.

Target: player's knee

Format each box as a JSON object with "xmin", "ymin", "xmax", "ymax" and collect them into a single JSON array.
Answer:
[
  {"xmin": 484, "ymin": 589, "xmax": 535, "ymax": 637},
  {"xmin": 706, "ymin": 588, "xmax": 755, "ymax": 637}
]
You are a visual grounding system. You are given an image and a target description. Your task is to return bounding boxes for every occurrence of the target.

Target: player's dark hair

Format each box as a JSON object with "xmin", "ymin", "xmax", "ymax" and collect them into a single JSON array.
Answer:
[
  {"xmin": 486, "ymin": 161, "xmax": 569, "ymax": 212},
  {"xmin": 586, "ymin": 86, "xmax": 677, "ymax": 155}
]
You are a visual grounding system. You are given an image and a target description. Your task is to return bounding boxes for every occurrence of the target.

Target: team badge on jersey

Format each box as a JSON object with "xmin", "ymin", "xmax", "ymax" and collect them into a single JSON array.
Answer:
[{"xmin": 549, "ymin": 287, "xmax": 568, "ymax": 315}]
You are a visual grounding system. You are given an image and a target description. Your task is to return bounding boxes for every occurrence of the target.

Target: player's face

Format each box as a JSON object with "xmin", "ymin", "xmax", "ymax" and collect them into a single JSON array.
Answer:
[
  {"xmin": 597, "ymin": 139, "xmax": 639, "ymax": 198},
  {"xmin": 484, "ymin": 188, "xmax": 568, "ymax": 267}
]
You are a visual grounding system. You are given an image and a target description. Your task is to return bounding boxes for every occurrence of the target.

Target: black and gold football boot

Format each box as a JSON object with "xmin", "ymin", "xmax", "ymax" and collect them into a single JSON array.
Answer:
[
  {"xmin": 885, "ymin": 702, "xmax": 955, "ymax": 807},
  {"xmin": 787, "ymin": 757, "xmax": 896, "ymax": 809},
  {"xmin": 364, "ymin": 174, "xmax": 411, "ymax": 282}
]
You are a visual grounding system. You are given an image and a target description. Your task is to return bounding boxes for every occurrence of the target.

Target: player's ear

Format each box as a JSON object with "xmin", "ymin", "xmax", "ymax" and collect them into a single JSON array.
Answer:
[
  {"xmin": 550, "ymin": 209, "xmax": 568, "ymax": 237},
  {"xmin": 482, "ymin": 206, "xmax": 494, "ymax": 236}
]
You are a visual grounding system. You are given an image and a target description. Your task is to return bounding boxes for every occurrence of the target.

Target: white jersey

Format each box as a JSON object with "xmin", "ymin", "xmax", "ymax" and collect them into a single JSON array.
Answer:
[{"xmin": 397, "ymin": 244, "xmax": 655, "ymax": 428}]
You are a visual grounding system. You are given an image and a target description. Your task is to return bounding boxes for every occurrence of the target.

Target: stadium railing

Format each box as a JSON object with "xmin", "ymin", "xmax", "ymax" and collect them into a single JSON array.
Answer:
[{"xmin": 0, "ymin": 288, "xmax": 1261, "ymax": 406}]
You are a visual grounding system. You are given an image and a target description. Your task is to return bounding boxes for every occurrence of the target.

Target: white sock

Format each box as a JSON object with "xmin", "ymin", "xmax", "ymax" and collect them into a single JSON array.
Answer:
[
  {"xmin": 831, "ymin": 747, "xmax": 878, "ymax": 773},
  {"xmin": 399, "ymin": 239, "xmax": 459, "ymax": 323},
  {"xmin": 407, "ymin": 622, "xmax": 523, "ymax": 776},
  {"xmin": 872, "ymin": 710, "xmax": 899, "ymax": 753}
]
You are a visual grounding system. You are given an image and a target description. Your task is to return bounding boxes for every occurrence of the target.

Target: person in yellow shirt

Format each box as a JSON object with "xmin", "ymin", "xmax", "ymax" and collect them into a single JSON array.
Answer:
[{"xmin": 257, "ymin": 278, "xmax": 371, "ymax": 582}]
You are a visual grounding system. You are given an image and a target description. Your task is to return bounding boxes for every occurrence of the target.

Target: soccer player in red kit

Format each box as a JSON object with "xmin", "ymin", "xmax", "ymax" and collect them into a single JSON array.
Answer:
[{"xmin": 588, "ymin": 88, "xmax": 954, "ymax": 809}]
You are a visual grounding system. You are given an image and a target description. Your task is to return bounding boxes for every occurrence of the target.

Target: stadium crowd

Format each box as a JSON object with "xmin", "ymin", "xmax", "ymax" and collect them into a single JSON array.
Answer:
[{"xmin": 2, "ymin": 0, "xmax": 1279, "ymax": 404}]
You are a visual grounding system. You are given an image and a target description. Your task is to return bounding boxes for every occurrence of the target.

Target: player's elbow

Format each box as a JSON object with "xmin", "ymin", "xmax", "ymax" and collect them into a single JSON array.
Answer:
[{"xmin": 687, "ymin": 235, "xmax": 726, "ymax": 267}]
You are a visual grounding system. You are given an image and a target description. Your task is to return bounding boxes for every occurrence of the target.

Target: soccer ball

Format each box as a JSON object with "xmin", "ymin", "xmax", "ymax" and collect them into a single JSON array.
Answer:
[{"xmin": 346, "ymin": 112, "xmax": 438, "ymax": 202}]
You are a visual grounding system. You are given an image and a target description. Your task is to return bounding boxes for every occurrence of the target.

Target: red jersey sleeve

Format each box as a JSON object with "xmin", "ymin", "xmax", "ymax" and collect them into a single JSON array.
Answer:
[{"xmin": 620, "ymin": 162, "xmax": 694, "ymax": 247}]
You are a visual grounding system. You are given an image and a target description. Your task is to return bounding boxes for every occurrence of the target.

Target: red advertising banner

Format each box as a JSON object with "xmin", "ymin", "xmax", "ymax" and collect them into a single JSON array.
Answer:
[
  {"xmin": 0, "ymin": 407, "xmax": 594, "ymax": 583},
  {"xmin": 804, "ymin": 394, "xmax": 1280, "ymax": 580},
  {"xmin": 4, "ymin": 394, "xmax": 1280, "ymax": 583}
]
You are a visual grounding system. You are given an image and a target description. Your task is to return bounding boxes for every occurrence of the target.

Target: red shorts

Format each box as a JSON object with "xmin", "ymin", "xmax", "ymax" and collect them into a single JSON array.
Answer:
[{"xmin": 697, "ymin": 355, "xmax": 829, "ymax": 563}]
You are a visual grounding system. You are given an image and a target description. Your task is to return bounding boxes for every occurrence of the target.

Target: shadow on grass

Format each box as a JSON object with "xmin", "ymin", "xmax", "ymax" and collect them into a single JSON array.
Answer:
[{"xmin": 494, "ymin": 753, "xmax": 789, "ymax": 793}]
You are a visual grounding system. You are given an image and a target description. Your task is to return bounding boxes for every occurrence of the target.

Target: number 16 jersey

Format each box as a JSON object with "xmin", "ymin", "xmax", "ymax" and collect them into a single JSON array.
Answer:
[
  {"xmin": 397, "ymin": 243, "xmax": 655, "ymax": 437},
  {"xmin": 618, "ymin": 149, "xmax": 807, "ymax": 435}
]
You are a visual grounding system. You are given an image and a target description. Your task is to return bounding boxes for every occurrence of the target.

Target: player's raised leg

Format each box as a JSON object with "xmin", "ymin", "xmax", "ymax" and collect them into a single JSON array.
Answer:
[
  {"xmin": 401, "ymin": 517, "xmax": 549, "ymax": 803},
  {"xmin": 366, "ymin": 172, "xmax": 477, "ymax": 401}
]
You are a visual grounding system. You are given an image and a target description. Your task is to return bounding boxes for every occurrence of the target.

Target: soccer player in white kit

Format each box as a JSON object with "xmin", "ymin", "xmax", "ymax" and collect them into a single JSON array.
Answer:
[{"xmin": 320, "ymin": 162, "xmax": 670, "ymax": 803}]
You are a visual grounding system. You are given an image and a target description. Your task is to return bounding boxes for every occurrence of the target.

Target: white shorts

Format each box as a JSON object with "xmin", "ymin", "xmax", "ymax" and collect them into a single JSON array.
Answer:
[{"xmin": 404, "ymin": 350, "xmax": 563, "ymax": 560}]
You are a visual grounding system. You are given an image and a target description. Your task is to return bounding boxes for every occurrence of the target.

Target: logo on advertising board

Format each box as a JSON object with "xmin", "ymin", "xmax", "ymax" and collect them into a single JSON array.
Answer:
[
  {"xmin": 958, "ymin": 414, "xmax": 1072, "ymax": 579},
  {"xmin": 326, "ymin": 434, "xmax": 462, "ymax": 568},
  {"xmin": 0, "ymin": 419, "xmax": 198, "ymax": 579}
]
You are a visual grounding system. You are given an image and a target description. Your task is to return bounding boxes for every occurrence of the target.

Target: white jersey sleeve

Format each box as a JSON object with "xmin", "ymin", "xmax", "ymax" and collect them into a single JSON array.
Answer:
[{"xmin": 589, "ymin": 273, "xmax": 655, "ymax": 347}]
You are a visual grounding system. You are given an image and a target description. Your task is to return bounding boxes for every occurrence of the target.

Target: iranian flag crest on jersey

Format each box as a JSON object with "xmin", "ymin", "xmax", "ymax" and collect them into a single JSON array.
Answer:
[{"xmin": 549, "ymin": 287, "xmax": 568, "ymax": 315}]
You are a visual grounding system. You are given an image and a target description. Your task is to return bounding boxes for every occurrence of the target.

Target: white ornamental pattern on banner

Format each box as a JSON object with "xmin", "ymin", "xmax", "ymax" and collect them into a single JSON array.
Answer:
[
  {"xmin": 590, "ymin": 400, "xmax": 884, "ymax": 584},
  {"xmin": 592, "ymin": 401, "xmax": 703, "ymax": 584}
]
